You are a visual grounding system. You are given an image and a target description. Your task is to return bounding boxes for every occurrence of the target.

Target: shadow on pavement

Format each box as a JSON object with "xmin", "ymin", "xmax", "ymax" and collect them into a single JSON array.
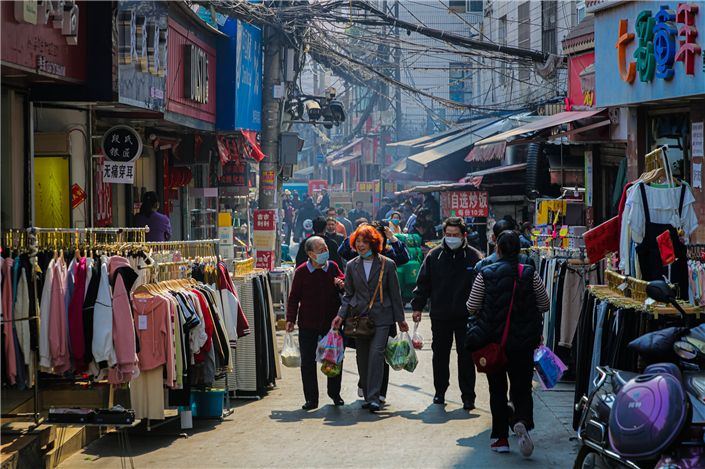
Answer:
[{"xmin": 395, "ymin": 403, "xmax": 481, "ymax": 424}]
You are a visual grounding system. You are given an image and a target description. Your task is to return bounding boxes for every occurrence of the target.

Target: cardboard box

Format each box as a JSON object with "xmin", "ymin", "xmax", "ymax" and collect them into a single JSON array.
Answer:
[
  {"xmin": 352, "ymin": 192, "xmax": 373, "ymax": 204},
  {"xmin": 219, "ymin": 244, "xmax": 235, "ymax": 259}
]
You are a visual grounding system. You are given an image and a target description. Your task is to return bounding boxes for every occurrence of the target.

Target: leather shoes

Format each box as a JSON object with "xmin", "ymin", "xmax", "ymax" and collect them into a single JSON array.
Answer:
[
  {"xmin": 361, "ymin": 402, "xmax": 371, "ymax": 409},
  {"xmin": 331, "ymin": 396, "xmax": 344, "ymax": 406},
  {"xmin": 463, "ymin": 401, "xmax": 475, "ymax": 411},
  {"xmin": 433, "ymin": 395, "xmax": 445, "ymax": 405},
  {"xmin": 369, "ymin": 403, "xmax": 380, "ymax": 413},
  {"xmin": 302, "ymin": 402, "xmax": 318, "ymax": 410}
]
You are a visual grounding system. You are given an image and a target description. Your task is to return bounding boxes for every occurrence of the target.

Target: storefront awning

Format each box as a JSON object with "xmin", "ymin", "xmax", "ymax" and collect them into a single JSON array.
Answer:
[
  {"xmin": 326, "ymin": 138, "xmax": 365, "ymax": 163},
  {"xmin": 405, "ymin": 117, "xmax": 520, "ymax": 181},
  {"xmin": 330, "ymin": 152, "xmax": 361, "ymax": 167},
  {"xmin": 292, "ymin": 166, "xmax": 314, "ymax": 178},
  {"xmin": 468, "ymin": 110, "xmax": 608, "ymax": 162}
]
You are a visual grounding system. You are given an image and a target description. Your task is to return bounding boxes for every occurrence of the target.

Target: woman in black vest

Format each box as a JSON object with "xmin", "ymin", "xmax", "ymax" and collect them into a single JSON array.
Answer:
[{"xmin": 465, "ymin": 231, "xmax": 549, "ymax": 457}]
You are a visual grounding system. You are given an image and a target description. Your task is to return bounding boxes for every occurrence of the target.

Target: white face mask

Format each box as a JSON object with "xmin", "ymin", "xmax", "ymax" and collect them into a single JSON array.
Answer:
[{"xmin": 445, "ymin": 236, "xmax": 463, "ymax": 250}]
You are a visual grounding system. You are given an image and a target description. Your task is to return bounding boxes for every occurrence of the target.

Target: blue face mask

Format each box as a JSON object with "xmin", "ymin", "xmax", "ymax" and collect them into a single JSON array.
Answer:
[
  {"xmin": 360, "ymin": 250, "xmax": 373, "ymax": 258},
  {"xmin": 315, "ymin": 252, "xmax": 329, "ymax": 264},
  {"xmin": 391, "ymin": 219, "xmax": 401, "ymax": 225}
]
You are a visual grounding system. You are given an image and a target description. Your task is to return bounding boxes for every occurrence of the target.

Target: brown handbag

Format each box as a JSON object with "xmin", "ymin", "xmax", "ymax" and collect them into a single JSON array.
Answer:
[{"xmin": 344, "ymin": 256, "xmax": 385, "ymax": 339}]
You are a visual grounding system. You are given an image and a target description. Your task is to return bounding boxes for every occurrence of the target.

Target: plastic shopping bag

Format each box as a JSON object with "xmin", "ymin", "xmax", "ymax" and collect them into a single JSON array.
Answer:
[
  {"xmin": 321, "ymin": 329, "xmax": 344, "ymax": 364},
  {"xmin": 385, "ymin": 331, "xmax": 412, "ymax": 371},
  {"xmin": 405, "ymin": 341, "xmax": 418, "ymax": 373},
  {"xmin": 412, "ymin": 322, "xmax": 424, "ymax": 350},
  {"xmin": 534, "ymin": 345, "xmax": 568, "ymax": 389},
  {"xmin": 281, "ymin": 332, "xmax": 301, "ymax": 368},
  {"xmin": 320, "ymin": 360, "xmax": 342, "ymax": 378}
]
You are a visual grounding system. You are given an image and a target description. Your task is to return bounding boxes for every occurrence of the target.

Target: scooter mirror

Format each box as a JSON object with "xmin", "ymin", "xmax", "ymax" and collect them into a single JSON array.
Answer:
[
  {"xmin": 646, "ymin": 280, "xmax": 676, "ymax": 303},
  {"xmin": 674, "ymin": 341, "xmax": 698, "ymax": 360}
]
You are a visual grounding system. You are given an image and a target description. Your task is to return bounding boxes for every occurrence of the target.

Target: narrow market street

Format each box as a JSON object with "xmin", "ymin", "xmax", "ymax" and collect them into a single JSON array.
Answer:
[{"xmin": 58, "ymin": 313, "xmax": 578, "ymax": 469}]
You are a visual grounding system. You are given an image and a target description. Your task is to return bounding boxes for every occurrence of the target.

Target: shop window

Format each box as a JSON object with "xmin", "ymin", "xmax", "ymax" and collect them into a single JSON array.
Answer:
[
  {"xmin": 449, "ymin": 63, "xmax": 473, "ymax": 105},
  {"xmin": 542, "ymin": 1, "xmax": 557, "ymax": 55},
  {"xmin": 518, "ymin": 2, "xmax": 531, "ymax": 80},
  {"xmin": 449, "ymin": 0, "xmax": 483, "ymax": 14},
  {"xmin": 498, "ymin": 15, "xmax": 507, "ymax": 85}
]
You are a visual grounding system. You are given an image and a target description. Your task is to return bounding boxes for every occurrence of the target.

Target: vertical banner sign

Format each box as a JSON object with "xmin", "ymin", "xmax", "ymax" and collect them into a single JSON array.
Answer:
[
  {"xmin": 693, "ymin": 122, "xmax": 704, "ymax": 157},
  {"xmin": 253, "ymin": 209, "xmax": 276, "ymax": 270},
  {"xmin": 308, "ymin": 180, "xmax": 327, "ymax": 197},
  {"xmin": 373, "ymin": 180, "xmax": 381, "ymax": 215},
  {"xmin": 235, "ymin": 20, "xmax": 263, "ymax": 131},
  {"xmin": 585, "ymin": 150, "xmax": 593, "ymax": 207},
  {"xmin": 261, "ymin": 170, "xmax": 275, "ymax": 191},
  {"xmin": 94, "ymin": 157, "xmax": 113, "ymax": 227},
  {"xmin": 694, "ymin": 163, "xmax": 703, "ymax": 189},
  {"xmin": 441, "ymin": 191, "xmax": 489, "ymax": 217}
]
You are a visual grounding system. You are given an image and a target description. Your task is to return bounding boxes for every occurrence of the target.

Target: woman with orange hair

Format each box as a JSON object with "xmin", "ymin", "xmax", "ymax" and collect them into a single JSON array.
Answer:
[{"xmin": 332, "ymin": 225, "xmax": 408, "ymax": 413}]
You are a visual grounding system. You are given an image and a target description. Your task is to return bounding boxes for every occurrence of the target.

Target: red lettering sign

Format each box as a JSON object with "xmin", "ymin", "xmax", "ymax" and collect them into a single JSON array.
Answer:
[
  {"xmin": 253, "ymin": 210, "xmax": 276, "ymax": 231},
  {"xmin": 583, "ymin": 217, "xmax": 620, "ymax": 265},
  {"xmin": 255, "ymin": 250, "xmax": 275, "ymax": 270},
  {"xmin": 441, "ymin": 191, "xmax": 489, "ymax": 218}
]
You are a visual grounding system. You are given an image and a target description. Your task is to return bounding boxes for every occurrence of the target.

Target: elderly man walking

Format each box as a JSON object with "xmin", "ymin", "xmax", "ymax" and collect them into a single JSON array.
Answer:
[{"xmin": 286, "ymin": 236, "xmax": 346, "ymax": 410}]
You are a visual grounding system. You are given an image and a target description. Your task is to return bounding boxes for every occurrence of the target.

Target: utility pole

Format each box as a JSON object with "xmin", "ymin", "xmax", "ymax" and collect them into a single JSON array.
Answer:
[
  {"xmin": 394, "ymin": 0, "xmax": 402, "ymax": 143},
  {"xmin": 260, "ymin": 27, "xmax": 282, "ymax": 265}
]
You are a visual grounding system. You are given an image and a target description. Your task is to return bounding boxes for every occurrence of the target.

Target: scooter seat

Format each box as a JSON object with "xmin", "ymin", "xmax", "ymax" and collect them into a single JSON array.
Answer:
[{"xmin": 645, "ymin": 362, "xmax": 683, "ymax": 381}]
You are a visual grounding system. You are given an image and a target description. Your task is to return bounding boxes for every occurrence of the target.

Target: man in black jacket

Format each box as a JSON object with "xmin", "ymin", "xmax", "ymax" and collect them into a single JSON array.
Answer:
[
  {"xmin": 294, "ymin": 198, "xmax": 323, "ymax": 243},
  {"xmin": 295, "ymin": 217, "xmax": 343, "ymax": 269},
  {"xmin": 411, "ymin": 217, "xmax": 483, "ymax": 410}
]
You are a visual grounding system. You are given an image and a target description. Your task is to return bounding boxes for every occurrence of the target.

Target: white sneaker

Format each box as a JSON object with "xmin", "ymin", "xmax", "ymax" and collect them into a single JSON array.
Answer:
[
  {"xmin": 513, "ymin": 422, "xmax": 534, "ymax": 457},
  {"xmin": 379, "ymin": 396, "xmax": 386, "ymax": 403},
  {"xmin": 357, "ymin": 388, "xmax": 364, "ymax": 398}
]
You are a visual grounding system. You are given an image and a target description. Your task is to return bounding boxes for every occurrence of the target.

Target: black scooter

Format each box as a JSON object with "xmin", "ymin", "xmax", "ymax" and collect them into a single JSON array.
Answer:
[{"xmin": 574, "ymin": 281, "xmax": 705, "ymax": 469}]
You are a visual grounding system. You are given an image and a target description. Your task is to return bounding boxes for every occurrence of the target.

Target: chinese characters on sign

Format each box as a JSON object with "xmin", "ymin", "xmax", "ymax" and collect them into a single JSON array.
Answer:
[
  {"xmin": 71, "ymin": 183, "xmax": 86, "ymax": 210},
  {"xmin": 253, "ymin": 209, "xmax": 276, "ymax": 270},
  {"xmin": 308, "ymin": 180, "xmax": 328, "ymax": 197},
  {"xmin": 441, "ymin": 191, "xmax": 489, "ymax": 218},
  {"xmin": 693, "ymin": 122, "xmax": 704, "ymax": 157},
  {"xmin": 37, "ymin": 55, "xmax": 66, "ymax": 76},
  {"xmin": 616, "ymin": 3, "xmax": 702, "ymax": 83},
  {"xmin": 102, "ymin": 162, "xmax": 135, "ymax": 184},
  {"xmin": 94, "ymin": 157, "xmax": 113, "ymax": 227},
  {"xmin": 101, "ymin": 126, "xmax": 143, "ymax": 163},
  {"xmin": 218, "ymin": 161, "xmax": 247, "ymax": 186},
  {"xmin": 262, "ymin": 170, "xmax": 275, "ymax": 191},
  {"xmin": 356, "ymin": 182, "xmax": 374, "ymax": 192},
  {"xmin": 583, "ymin": 217, "xmax": 620, "ymax": 264}
]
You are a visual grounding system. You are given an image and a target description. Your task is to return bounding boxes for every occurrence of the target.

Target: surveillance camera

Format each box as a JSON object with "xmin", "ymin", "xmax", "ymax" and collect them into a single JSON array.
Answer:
[
  {"xmin": 326, "ymin": 87, "xmax": 337, "ymax": 100},
  {"xmin": 305, "ymin": 100, "xmax": 321, "ymax": 121},
  {"xmin": 328, "ymin": 100, "xmax": 346, "ymax": 123}
]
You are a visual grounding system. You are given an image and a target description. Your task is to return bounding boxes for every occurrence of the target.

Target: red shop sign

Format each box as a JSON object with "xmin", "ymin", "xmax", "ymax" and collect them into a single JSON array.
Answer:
[
  {"xmin": 441, "ymin": 191, "xmax": 489, "ymax": 218},
  {"xmin": 94, "ymin": 157, "xmax": 113, "ymax": 227}
]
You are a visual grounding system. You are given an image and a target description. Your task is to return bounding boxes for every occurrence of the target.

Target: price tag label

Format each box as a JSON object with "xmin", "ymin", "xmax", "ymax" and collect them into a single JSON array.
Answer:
[
  {"xmin": 138, "ymin": 315, "xmax": 148, "ymax": 330},
  {"xmin": 645, "ymin": 297, "xmax": 656, "ymax": 306},
  {"xmin": 617, "ymin": 283, "xmax": 628, "ymax": 291}
]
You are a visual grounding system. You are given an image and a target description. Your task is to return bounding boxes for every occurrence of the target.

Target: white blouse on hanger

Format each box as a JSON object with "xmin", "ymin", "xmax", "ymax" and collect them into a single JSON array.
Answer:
[{"xmin": 626, "ymin": 182, "xmax": 698, "ymax": 244}]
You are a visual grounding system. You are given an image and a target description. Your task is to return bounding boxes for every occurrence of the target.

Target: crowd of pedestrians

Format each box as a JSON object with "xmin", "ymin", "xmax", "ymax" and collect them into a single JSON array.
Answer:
[{"xmin": 283, "ymin": 190, "xmax": 549, "ymax": 458}]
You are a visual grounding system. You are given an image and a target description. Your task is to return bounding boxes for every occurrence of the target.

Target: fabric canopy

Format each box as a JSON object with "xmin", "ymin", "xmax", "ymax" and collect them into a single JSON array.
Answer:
[
  {"xmin": 467, "ymin": 110, "xmax": 605, "ymax": 162},
  {"xmin": 326, "ymin": 137, "xmax": 365, "ymax": 163},
  {"xmin": 330, "ymin": 152, "xmax": 361, "ymax": 167},
  {"xmin": 292, "ymin": 166, "xmax": 314, "ymax": 178}
]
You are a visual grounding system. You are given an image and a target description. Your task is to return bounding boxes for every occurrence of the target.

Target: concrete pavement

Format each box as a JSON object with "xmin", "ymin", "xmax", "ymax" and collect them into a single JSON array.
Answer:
[{"xmin": 59, "ymin": 313, "xmax": 579, "ymax": 468}]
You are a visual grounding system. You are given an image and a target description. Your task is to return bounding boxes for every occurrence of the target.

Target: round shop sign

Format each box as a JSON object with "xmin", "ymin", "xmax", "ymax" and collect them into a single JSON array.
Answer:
[{"xmin": 101, "ymin": 125, "xmax": 143, "ymax": 163}]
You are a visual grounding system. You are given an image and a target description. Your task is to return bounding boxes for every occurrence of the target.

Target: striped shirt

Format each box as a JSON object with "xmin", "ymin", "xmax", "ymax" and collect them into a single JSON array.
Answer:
[{"xmin": 466, "ymin": 272, "xmax": 550, "ymax": 314}]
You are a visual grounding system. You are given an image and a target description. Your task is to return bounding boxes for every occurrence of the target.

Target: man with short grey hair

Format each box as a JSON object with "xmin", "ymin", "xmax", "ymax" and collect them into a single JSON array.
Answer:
[{"xmin": 286, "ymin": 236, "xmax": 346, "ymax": 410}]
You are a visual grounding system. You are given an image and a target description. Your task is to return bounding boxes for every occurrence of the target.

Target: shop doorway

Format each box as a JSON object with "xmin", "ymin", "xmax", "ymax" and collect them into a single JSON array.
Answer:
[
  {"xmin": 34, "ymin": 156, "xmax": 70, "ymax": 228},
  {"xmin": 649, "ymin": 112, "xmax": 690, "ymax": 182}
]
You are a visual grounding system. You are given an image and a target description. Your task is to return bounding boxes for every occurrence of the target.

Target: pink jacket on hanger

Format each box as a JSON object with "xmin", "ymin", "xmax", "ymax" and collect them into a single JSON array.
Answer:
[
  {"xmin": 131, "ymin": 293, "xmax": 175, "ymax": 385},
  {"xmin": 2, "ymin": 258, "xmax": 17, "ymax": 384},
  {"xmin": 50, "ymin": 260, "xmax": 71, "ymax": 374},
  {"xmin": 108, "ymin": 275, "xmax": 138, "ymax": 385}
]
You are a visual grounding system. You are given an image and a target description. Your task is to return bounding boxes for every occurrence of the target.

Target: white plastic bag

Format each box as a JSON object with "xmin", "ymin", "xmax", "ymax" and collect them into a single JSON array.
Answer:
[
  {"xmin": 281, "ymin": 332, "xmax": 301, "ymax": 368},
  {"xmin": 412, "ymin": 322, "xmax": 424, "ymax": 349}
]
